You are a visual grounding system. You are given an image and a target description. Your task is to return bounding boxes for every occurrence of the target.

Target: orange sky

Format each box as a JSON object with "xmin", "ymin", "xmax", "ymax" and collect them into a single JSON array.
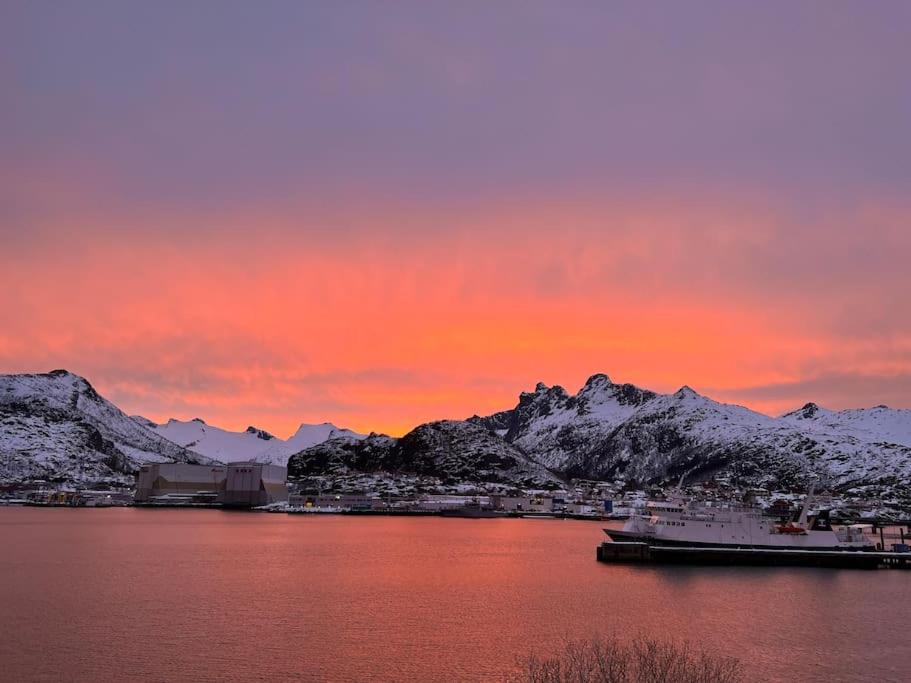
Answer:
[
  {"xmin": 3, "ymin": 3, "xmax": 911, "ymax": 437},
  {"xmin": 3, "ymin": 193, "xmax": 909, "ymax": 437}
]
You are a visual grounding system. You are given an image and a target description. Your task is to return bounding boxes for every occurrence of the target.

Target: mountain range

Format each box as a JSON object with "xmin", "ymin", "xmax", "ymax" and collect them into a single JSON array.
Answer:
[
  {"xmin": 144, "ymin": 417, "xmax": 364, "ymax": 467},
  {"xmin": 0, "ymin": 370, "xmax": 361, "ymax": 485},
  {"xmin": 1, "ymin": 369, "xmax": 909, "ymax": 504}
]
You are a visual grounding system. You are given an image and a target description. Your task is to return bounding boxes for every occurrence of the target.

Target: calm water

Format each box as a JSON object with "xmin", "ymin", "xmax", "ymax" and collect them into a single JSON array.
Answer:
[{"xmin": 0, "ymin": 508, "xmax": 908, "ymax": 682}]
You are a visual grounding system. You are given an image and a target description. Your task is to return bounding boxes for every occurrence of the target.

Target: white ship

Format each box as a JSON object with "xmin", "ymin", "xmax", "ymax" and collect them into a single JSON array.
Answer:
[{"xmin": 605, "ymin": 491, "xmax": 874, "ymax": 551}]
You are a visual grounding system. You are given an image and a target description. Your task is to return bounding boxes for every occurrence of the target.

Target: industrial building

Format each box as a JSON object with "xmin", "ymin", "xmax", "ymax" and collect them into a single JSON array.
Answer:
[
  {"xmin": 134, "ymin": 462, "xmax": 288, "ymax": 507},
  {"xmin": 218, "ymin": 462, "xmax": 288, "ymax": 507},
  {"xmin": 133, "ymin": 463, "xmax": 227, "ymax": 504}
]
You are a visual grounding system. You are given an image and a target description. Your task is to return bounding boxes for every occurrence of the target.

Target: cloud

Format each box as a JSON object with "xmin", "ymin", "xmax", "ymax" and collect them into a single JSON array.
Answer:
[
  {"xmin": 714, "ymin": 372, "xmax": 911, "ymax": 415},
  {"xmin": 3, "ymin": 3, "xmax": 910, "ymax": 433},
  {"xmin": 3, "ymin": 193, "xmax": 909, "ymax": 436}
]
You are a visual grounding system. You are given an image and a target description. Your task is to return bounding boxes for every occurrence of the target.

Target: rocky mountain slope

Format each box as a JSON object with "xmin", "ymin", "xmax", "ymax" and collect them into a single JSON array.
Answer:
[
  {"xmin": 4, "ymin": 369, "xmax": 909, "ymax": 501},
  {"xmin": 147, "ymin": 417, "xmax": 363, "ymax": 466},
  {"xmin": 470, "ymin": 374, "xmax": 911, "ymax": 498},
  {"xmin": 287, "ymin": 421, "xmax": 560, "ymax": 489},
  {"xmin": 0, "ymin": 370, "xmax": 213, "ymax": 485}
]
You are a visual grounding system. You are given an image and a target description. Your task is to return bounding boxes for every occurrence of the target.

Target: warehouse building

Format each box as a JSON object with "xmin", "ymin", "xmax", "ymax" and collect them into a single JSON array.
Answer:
[
  {"xmin": 133, "ymin": 463, "xmax": 227, "ymax": 504},
  {"xmin": 218, "ymin": 462, "xmax": 288, "ymax": 507}
]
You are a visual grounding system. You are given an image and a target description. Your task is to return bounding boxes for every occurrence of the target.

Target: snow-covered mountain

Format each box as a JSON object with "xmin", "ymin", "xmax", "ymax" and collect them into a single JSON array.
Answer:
[
  {"xmin": 470, "ymin": 374, "xmax": 911, "ymax": 497},
  {"xmin": 781, "ymin": 402, "xmax": 911, "ymax": 448},
  {"xmin": 4, "ymin": 369, "xmax": 909, "ymax": 500},
  {"xmin": 148, "ymin": 417, "xmax": 364, "ymax": 466},
  {"xmin": 0, "ymin": 370, "xmax": 214, "ymax": 485},
  {"xmin": 267, "ymin": 423, "xmax": 365, "ymax": 464}
]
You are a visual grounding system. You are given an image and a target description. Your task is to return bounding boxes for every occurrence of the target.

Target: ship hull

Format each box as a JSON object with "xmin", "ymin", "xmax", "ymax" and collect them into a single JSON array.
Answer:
[
  {"xmin": 440, "ymin": 508, "xmax": 507, "ymax": 518},
  {"xmin": 597, "ymin": 541, "xmax": 885, "ymax": 569},
  {"xmin": 604, "ymin": 528, "xmax": 871, "ymax": 553}
]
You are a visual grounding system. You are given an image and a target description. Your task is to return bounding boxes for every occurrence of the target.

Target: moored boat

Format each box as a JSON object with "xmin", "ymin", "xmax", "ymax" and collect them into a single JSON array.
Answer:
[
  {"xmin": 440, "ymin": 500, "xmax": 508, "ymax": 518},
  {"xmin": 604, "ymin": 491, "xmax": 875, "ymax": 552}
]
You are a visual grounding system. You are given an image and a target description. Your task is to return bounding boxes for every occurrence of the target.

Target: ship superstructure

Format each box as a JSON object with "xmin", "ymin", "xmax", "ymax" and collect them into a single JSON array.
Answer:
[{"xmin": 605, "ymin": 493, "xmax": 874, "ymax": 551}]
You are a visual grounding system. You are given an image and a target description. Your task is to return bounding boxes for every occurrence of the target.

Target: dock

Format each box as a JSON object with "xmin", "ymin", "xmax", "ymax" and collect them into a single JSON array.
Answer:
[{"xmin": 597, "ymin": 541, "xmax": 911, "ymax": 569}]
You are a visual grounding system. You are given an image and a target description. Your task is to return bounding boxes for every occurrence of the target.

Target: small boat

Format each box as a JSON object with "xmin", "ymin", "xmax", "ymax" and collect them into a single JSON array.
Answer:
[{"xmin": 519, "ymin": 512, "xmax": 558, "ymax": 519}]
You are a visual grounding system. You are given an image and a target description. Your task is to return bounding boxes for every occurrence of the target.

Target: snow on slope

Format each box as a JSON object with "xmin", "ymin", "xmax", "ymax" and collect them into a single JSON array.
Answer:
[
  {"xmin": 494, "ymin": 374, "xmax": 656, "ymax": 469},
  {"xmin": 271, "ymin": 423, "xmax": 365, "ymax": 460},
  {"xmin": 149, "ymin": 418, "xmax": 365, "ymax": 466},
  {"xmin": 1, "ymin": 370, "xmax": 213, "ymax": 484},
  {"xmin": 782, "ymin": 403, "xmax": 911, "ymax": 448},
  {"xmin": 473, "ymin": 374, "xmax": 911, "ymax": 496}
]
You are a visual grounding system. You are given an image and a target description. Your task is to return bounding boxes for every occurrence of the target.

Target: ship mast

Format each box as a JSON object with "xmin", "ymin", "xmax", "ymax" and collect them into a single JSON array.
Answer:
[{"xmin": 798, "ymin": 481, "xmax": 816, "ymax": 527}]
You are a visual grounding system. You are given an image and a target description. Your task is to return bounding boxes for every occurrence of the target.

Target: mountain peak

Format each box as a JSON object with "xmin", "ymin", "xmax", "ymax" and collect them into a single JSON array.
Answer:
[
  {"xmin": 39, "ymin": 369, "xmax": 95, "ymax": 394},
  {"xmin": 798, "ymin": 402, "xmax": 822, "ymax": 418},
  {"xmin": 583, "ymin": 373, "xmax": 612, "ymax": 388},
  {"xmin": 296, "ymin": 421, "xmax": 333, "ymax": 431},
  {"xmin": 47, "ymin": 368, "xmax": 74, "ymax": 378},
  {"xmin": 191, "ymin": 417, "xmax": 206, "ymax": 424},
  {"xmin": 245, "ymin": 426, "xmax": 275, "ymax": 440},
  {"xmin": 781, "ymin": 402, "xmax": 831, "ymax": 420},
  {"xmin": 674, "ymin": 385, "xmax": 699, "ymax": 399}
]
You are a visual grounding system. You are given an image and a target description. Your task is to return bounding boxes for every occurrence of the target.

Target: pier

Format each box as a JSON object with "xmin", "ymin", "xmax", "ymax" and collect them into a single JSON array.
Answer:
[{"xmin": 597, "ymin": 541, "xmax": 911, "ymax": 569}]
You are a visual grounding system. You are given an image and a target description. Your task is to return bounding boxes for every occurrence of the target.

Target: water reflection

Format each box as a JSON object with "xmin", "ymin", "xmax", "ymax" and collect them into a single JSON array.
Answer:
[{"xmin": 0, "ymin": 508, "xmax": 907, "ymax": 682}]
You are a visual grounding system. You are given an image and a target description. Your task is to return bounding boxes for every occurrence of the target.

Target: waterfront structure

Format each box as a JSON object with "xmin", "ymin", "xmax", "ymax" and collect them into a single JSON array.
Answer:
[
  {"xmin": 219, "ymin": 462, "xmax": 288, "ymax": 507},
  {"xmin": 289, "ymin": 492, "xmax": 378, "ymax": 510},
  {"xmin": 25, "ymin": 489, "xmax": 133, "ymax": 507},
  {"xmin": 134, "ymin": 463, "xmax": 226, "ymax": 503},
  {"xmin": 489, "ymin": 494, "xmax": 554, "ymax": 513},
  {"xmin": 416, "ymin": 494, "xmax": 490, "ymax": 511}
]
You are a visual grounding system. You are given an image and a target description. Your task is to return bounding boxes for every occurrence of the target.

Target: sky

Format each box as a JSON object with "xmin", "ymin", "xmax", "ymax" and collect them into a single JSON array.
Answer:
[{"xmin": 2, "ymin": 1, "xmax": 910, "ymax": 437}]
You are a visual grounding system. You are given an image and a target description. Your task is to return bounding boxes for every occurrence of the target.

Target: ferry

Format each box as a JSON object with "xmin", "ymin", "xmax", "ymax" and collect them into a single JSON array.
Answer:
[{"xmin": 605, "ymin": 492, "xmax": 874, "ymax": 552}]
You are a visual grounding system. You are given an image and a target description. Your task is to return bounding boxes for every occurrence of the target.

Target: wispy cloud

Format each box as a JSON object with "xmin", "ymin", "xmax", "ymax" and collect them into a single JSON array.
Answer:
[{"xmin": 2, "ymin": 2, "xmax": 909, "ymax": 434}]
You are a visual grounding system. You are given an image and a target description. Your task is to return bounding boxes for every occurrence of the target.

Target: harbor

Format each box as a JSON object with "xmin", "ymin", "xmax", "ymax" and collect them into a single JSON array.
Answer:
[{"xmin": 3, "ymin": 506, "xmax": 910, "ymax": 682}]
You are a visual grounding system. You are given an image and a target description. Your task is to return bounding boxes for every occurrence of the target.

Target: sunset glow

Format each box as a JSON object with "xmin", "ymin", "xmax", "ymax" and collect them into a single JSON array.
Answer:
[{"xmin": 3, "ymin": 2, "xmax": 910, "ymax": 436}]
